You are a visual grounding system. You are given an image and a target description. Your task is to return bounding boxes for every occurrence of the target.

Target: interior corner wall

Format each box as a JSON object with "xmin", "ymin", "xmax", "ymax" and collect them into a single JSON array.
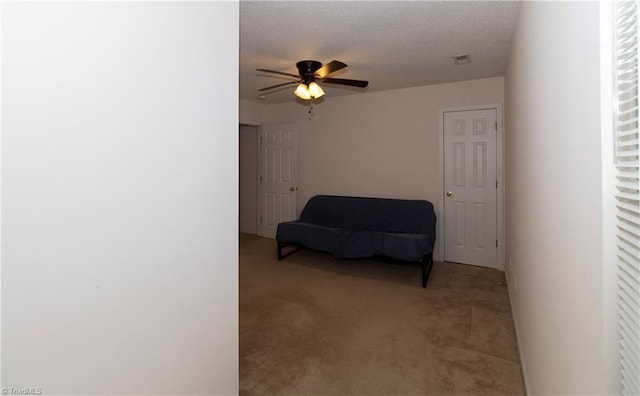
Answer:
[
  {"xmin": 264, "ymin": 77, "xmax": 504, "ymax": 222},
  {"xmin": 504, "ymin": 2, "xmax": 604, "ymax": 394},
  {"xmin": 2, "ymin": 2, "xmax": 239, "ymax": 394},
  {"xmin": 239, "ymin": 125, "xmax": 259, "ymax": 235},
  {"xmin": 240, "ymin": 98, "xmax": 268, "ymax": 125}
]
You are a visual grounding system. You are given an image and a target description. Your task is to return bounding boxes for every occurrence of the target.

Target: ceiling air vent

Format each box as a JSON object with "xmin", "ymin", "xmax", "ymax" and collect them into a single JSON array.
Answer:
[{"xmin": 452, "ymin": 54, "xmax": 471, "ymax": 65}]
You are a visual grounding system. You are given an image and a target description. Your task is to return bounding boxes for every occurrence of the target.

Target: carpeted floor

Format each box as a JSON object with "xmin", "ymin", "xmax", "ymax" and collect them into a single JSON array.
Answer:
[{"xmin": 239, "ymin": 234, "xmax": 525, "ymax": 395}]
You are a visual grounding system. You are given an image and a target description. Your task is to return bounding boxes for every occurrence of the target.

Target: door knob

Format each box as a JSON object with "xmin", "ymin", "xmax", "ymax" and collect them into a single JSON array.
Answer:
[
  {"xmin": 290, "ymin": 186, "xmax": 297, "ymax": 192},
  {"xmin": 446, "ymin": 191, "xmax": 453, "ymax": 197}
]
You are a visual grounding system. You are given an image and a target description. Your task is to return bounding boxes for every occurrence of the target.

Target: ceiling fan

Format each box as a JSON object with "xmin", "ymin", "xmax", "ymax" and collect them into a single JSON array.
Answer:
[{"xmin": 256, "ymin": 60, "xmax": 369, "ymax": 100}]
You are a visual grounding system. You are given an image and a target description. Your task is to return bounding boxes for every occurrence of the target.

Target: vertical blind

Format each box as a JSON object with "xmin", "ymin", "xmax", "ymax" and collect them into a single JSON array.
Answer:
[{"xmin": 614, "ymin": 1, "xmax": 640, "ymax": 395}]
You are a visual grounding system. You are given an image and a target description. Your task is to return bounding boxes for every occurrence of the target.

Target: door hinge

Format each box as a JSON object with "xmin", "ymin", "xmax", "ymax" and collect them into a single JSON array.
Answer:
[
  {"xmin": 495, "ymin": 121, "xmax": 498, "ymax": 130},
  {"xmin": 496, "ymin": 180, "xmax": 498, "ymax": 189},
  {"xmin": 496, "ymin": 239, "xmax": 498, "ymax": 248}
]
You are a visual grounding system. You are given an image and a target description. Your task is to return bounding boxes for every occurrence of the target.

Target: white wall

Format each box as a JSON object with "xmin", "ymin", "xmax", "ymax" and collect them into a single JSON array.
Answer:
[
  {"xmin": 2, "ymin": 2, "xmax": 238, "ymax": 394},
  {"xmin": 240, "ymin": 98, "xmax": 267, "ymax": 125},
  {"xmin": 505, "ymin": 2, "xmax": 605, "ymax": 394},
  {"xmin": 265, "ymin": 77, "xmax": 504, "ymax": 223},
  {"xmin": 239, "ymin": 125, "xmax": 259, "ymax": 235}
]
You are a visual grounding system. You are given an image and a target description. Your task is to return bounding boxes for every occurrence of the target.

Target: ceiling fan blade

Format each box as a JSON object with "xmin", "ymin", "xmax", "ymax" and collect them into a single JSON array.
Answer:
[
  {"xmin": 258, "ymin": 81, "xmax": 299, "ymax": 92},
  {"xmin": 321, "ymin": 77, "xmax": 369, "ymax": 88},
  {"xmin": 315, "ymin": 60, "xmax": 347, "ymax": 78},
  {"xmin": 256, "ymin": 68, "xmax": 300, "ymax": 79}
]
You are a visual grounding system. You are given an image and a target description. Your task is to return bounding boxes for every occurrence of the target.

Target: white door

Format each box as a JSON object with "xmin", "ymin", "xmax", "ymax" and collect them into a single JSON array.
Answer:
[
  {"xmin": 259, "ymin": 124, "xmax": 297, "ymax": 239},
  {"xmin": 443, "ymin": 109, "xmax": 497, "ymax": 268}
]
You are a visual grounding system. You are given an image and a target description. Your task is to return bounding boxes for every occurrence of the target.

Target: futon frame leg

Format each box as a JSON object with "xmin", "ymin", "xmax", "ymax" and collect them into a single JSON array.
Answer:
[
  {"xmin": 277, "ymin": 242, "xmax": 284, "ymax": 260},
  {"xmin": 422, "ymin": 252, "xmax": 434, "ymax": 288},
  {"xmin": 277, "ymin": 242, "xmax": 302, "ymax": 260}
]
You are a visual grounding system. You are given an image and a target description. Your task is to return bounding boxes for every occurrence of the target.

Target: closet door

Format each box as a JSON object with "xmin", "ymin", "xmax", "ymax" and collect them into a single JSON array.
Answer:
[
  {"xmin": 259, "ymin": 124, "xmax": 298, "ymax": 239},
  {"xmin": 443, "ymin": 108, "xmax": 498, "ymax": 268}
]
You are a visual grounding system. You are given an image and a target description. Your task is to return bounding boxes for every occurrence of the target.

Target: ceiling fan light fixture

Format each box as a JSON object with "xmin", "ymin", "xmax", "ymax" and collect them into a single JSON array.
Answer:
[
  {"xmin": 294, "ymin": 82, "xmax": 325, "ymax": 100},
  {"xmin": 294, "ymin": 83, "xmax": 311, "ymax": 100},
  {"xmin": 308, "ymin": 82, "xmax": 325, "ymax": 99}
]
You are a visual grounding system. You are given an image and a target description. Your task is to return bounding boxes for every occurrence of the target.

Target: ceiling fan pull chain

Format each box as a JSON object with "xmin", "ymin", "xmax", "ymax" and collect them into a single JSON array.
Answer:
[{"xmin": 308, "ymin": 101, "xmax": 314, "ymax": 121}]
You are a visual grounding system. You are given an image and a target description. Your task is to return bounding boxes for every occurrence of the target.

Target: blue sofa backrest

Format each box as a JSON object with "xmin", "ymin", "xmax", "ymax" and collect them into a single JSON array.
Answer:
[{"xmin": 299, "ymin": 195, "xmax": 436, "ymax": 236}]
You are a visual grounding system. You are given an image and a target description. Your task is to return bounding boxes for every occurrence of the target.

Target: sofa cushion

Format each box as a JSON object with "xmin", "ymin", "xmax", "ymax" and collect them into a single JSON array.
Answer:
[
  {"xmin": 299, "ymin": 195, "xmax": 436, "ymax": 236},
  {"xmin": 339, "ymin": 230, "xmax": 384, "ymax": 259}
]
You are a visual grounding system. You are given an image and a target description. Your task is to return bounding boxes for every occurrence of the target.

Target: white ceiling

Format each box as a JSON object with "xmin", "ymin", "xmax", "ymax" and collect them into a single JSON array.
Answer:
[{"xmin": 240, "ymin": 1, "xmax": 521, "ymax": 104}]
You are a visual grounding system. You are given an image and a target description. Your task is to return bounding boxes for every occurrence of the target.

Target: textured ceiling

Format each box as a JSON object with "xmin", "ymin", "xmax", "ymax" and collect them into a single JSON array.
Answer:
[{"xmin": 240, "ymin": 1, "xmax": 520, "ymax": 104}]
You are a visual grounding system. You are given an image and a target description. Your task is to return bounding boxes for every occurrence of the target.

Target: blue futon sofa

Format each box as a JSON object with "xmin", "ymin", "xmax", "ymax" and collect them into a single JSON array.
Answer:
[{"xmin": 276, "ymin": 195, "xmax": 437, "ymax": 287}]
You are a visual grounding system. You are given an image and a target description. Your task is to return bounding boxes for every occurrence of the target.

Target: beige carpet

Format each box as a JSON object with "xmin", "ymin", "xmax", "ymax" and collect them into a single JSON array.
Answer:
[{"xmin": 239, "ymin": 234, "xmax": 525, "ymax": 395}]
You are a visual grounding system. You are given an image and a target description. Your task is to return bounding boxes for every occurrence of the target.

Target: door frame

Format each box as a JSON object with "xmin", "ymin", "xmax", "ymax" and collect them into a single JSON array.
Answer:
[
  {"xmin": 239, "ymin": 124, "xmax": 261, "ymax": 235},
  {"xmin": 239, "ymin": 121, "xmax": 263, "ymax": 236},
  {"xmin": 256, "ymin": 125, "xmax": 264, "ymax": 237},
  {"xmin": 255, "ymin": 125, "xmax": 263, "ymax": 237},
  {"xmin": 438, "ymin": 104, "xmax": 504, "ymax": 270}
]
